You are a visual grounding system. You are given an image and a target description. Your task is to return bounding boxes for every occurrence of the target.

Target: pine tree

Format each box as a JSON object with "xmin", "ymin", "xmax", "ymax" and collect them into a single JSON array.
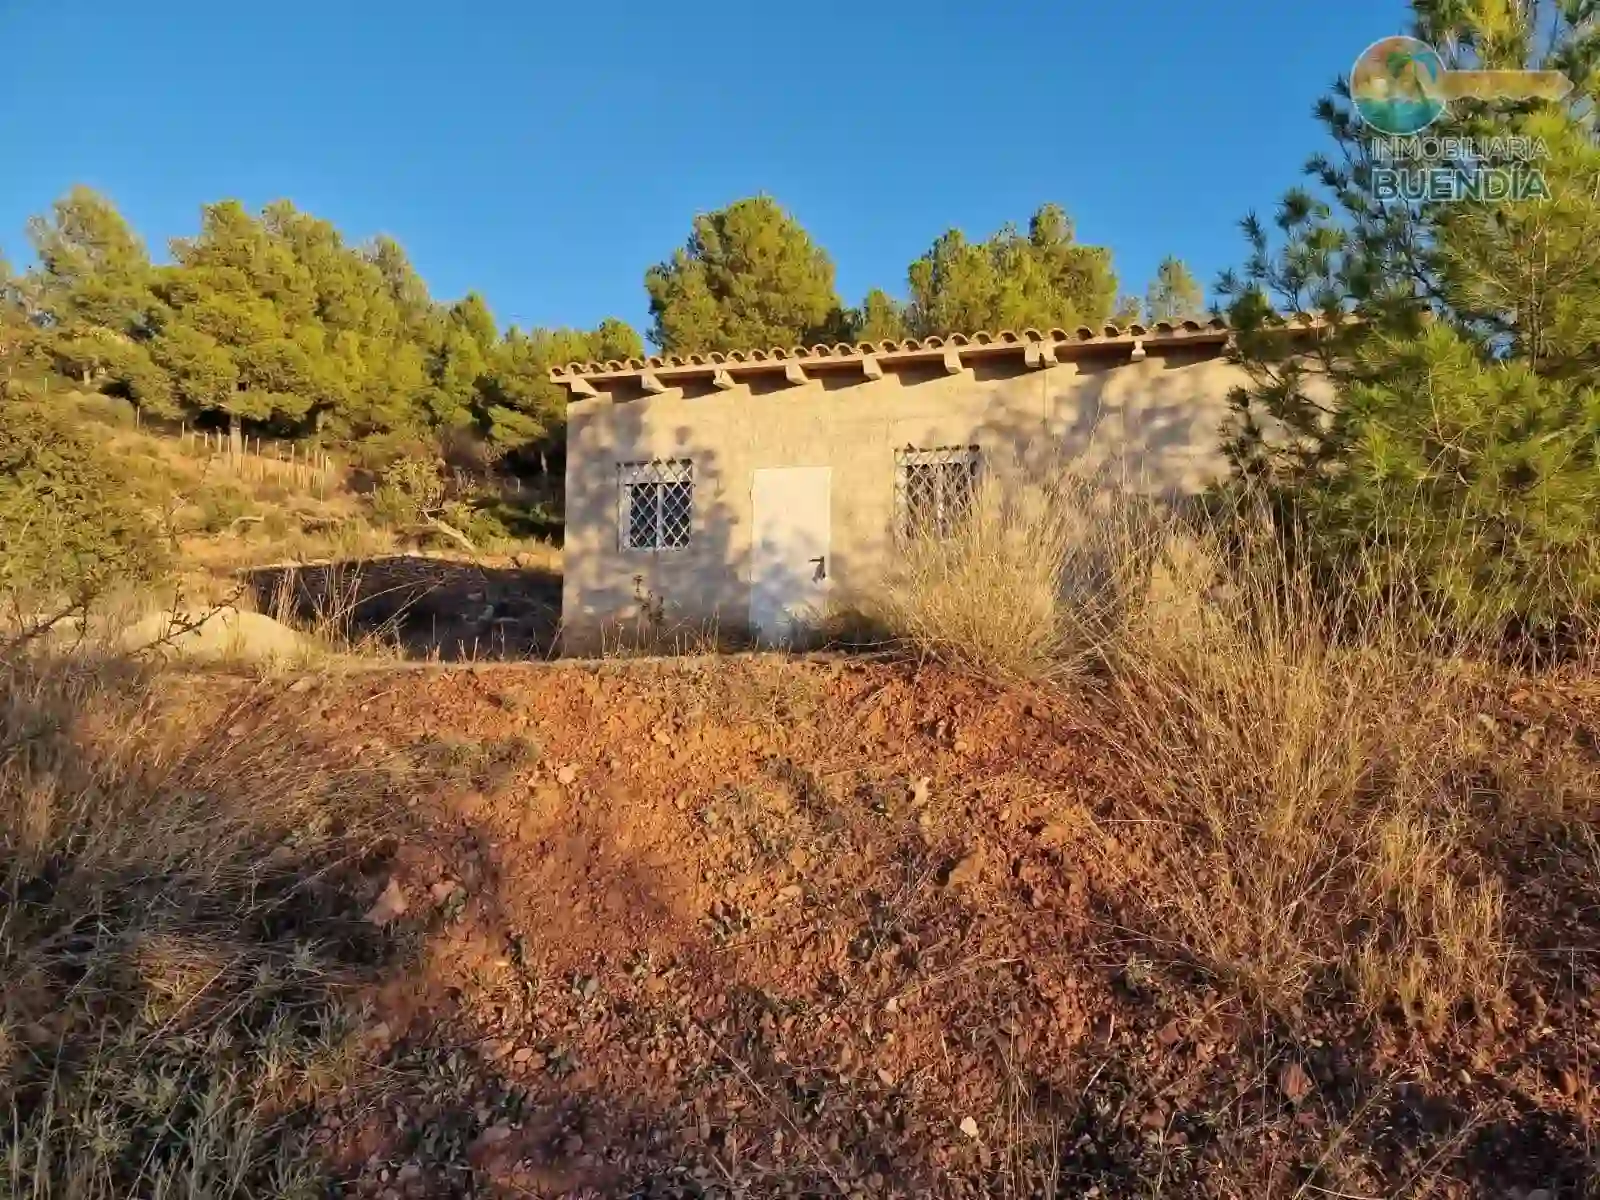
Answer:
[
  {"xmin": 904, "ymin": 204, "xmax": 1117, "ymax": 336},
  {"xmin": 849, "ymin": 288, "xmax": 909, "ymax": 342},
  {"xmin": 1217, "ymin": 0, "xmax": 1600, "ymax": 635},
  {"xmin": 645, "ymin": 196, "xmax": 842, "ymax": 353},
  {"xmin": 1144, "ymin": 255, "xmax": 1205, "ymax": 323}
]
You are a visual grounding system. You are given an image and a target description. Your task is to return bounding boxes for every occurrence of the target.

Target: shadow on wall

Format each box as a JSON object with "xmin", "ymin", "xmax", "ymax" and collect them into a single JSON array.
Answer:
[
  {"xmin": 558, "ymin": 353, "xmax": 1241, "ymax": 658},
  {"xmin": 246, "ymin": 555, "xmax": 562, "ymax": 660},
  {"xmin": 558, "ymin": 390, "xmax": 748, "ymax": 656}
]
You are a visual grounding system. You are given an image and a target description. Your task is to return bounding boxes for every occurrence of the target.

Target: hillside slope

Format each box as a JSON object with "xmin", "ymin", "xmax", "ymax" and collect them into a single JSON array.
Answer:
[{"xmin": 264, "ymin": 656, "xmax": 1600, "ymax": 1198}]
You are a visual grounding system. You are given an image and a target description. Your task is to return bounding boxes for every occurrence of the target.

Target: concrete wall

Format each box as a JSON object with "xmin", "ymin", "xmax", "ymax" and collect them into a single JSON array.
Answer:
[{"xmin": 560, "ymin": 347, "xmax": 1255, "ymax": 650}]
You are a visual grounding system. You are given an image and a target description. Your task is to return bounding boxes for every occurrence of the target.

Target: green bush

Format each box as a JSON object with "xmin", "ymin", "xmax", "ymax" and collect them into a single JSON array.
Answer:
[
  {"xmin": 192, "ymin": 485, "xmax": 253, "ymax": 534},
  {"xmin": 0, "ymin": 401, "xmax": 167, "ymax": 611},
  {"xmin": 370, "ymin": 454, "xmax": 445, "ymax": 528},
  {"xmin": 1307, "ymin": 326, "xmax": 1600, "ymax": 638}
]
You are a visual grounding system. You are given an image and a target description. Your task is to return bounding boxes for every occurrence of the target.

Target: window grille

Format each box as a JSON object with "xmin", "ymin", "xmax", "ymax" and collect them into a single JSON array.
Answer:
[
  {"xmin": 895, "ymin": 445, "xmax": 979, "ymax": 540},
  {"xmin": 618, "ymin": 459, "xmax": 693, "ymax": 550}
]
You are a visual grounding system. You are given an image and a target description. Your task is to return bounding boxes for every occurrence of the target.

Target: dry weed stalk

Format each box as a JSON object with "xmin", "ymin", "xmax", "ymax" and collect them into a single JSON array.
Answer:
[
  {"xmin": 0, "ymin": 652, "xmax": 403, "ymax": 1197},
  {"xmin": 881, "ymin": 467, "xmax": 1525, "ymax": 1024}
]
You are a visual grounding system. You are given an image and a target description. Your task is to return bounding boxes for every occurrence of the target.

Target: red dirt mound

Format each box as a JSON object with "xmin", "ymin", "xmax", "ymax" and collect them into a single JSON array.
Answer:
[{"xmin": 286, "ymin": 656, "xmax": 1595, "ymax": 1199}]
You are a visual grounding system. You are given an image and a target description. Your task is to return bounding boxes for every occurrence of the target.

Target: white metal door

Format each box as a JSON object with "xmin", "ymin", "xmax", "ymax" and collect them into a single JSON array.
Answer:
[{"xmin": 750, "ymin": 467, "xmax": 832, "ymax": 645}]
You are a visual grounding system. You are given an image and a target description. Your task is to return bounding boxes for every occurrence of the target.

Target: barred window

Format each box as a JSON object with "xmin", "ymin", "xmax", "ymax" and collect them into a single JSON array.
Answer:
[
  {"xmin": 895, "ymin": 446, "xmax": 979, "ymax": 540},
  {"xmin": 619, "ymin": 459, "xmax": 693, "ymax": 551}
]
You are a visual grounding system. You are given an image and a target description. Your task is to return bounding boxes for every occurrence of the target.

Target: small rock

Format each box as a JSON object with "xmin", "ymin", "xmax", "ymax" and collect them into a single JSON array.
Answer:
[
  {"xmin": 877, "ymin": 1068, "xmax": 895, "ymax": 1085},
  {"xmin": 958, "ymin": 1116, "xmax": 980, "ymax": 1140},
  {"xmin": 653, "ymin": 730, "xmax": 672, "ymax": 746},
  {"xmin": 909, "ymin": 777, "xmax": 931, "ymax": 807},
  {"xmin": 287, "ymin": 676, "xmax": 315, "ymax": 694},
  {"xmin": 777, "ymin": 884, "xmax": 803, "ymax": 902},
  {"xmin": 227, "ymin": 723, "xmax": 249, "ymax": 739},
  {"xmin": 556, "ymin": 764, "xmax": 578, "ymax": 785},
  {"xmin": 1278, "ymin": 1061, "xmax": 1314, "ymax": 1105},
  {"xmin": 952, "ymin": 738, "xmax": 970, "ymax": 754},
  {"xmin": 945, "ymin": 847, "xmax": 984, "ymax": 888},
  {"xmin": 429, "ymin": 880, "xmax": 460, "ymax": 903},
  {"xmin": 365, "ymin": 877, "xmax": 408, "ymax": 926},
  {"xmin": 396, "ymin": 1163, "xmax": 421, "ymax": 1183}
]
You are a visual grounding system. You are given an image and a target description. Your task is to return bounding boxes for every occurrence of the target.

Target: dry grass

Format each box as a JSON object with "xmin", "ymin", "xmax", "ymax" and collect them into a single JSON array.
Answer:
[
  {"xmin": 0, "ymin": 649, "xmax": 410, "ymax": 1197},
  {"xmin": 880, "ymin": 472, "xmax": 1561, "ymax": 1026},
  {"xmin": 1101, "ymin": 515, "xmax": 1512, "ymax": 1024},
  {"xmin": 257, "ymin": 560, "xmax": 411, "ymax": 660},
  {"xmin": 866, "ymin": 467, "xmax": 1161, "ymax": 685}
]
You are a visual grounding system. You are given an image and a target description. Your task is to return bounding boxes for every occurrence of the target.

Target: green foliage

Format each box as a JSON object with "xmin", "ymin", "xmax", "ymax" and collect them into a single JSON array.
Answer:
[
  {"xmin": 1312, "ymin": 324, "xmax": 1600, "ymax": 630},
  {"xmin": 847, "ymin": 288, "xmax": 909, "ymax": 342},
  {"xmin": 1144, "ymin": 255, "xmax": 1205, "ymax": 323},
  {"xmin": 371, "ymin": 454, "xmax": 446, "ymax": 527},
  {"xmin": 11, "ymin": 189, "xmax": 640, "ymax": 465},
  {"xmin": 904, "ymin": 203, "xmax": 1118, "ymax": 336},
  {"xmin": 0, "ymin": 402, "xmax": 166, "ymax": 607},
  {"xmin": 645, "ymin": 196, "xmax": 843, "ymax": 353},
  {"xmin": 1218, "ymin": 0, "xmax": 1600, "ymax": 637}
]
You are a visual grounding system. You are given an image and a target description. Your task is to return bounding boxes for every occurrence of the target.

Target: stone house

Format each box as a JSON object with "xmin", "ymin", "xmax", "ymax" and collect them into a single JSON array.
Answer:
[{"xmin": 549, "ymin": 319, "xmax": 1307, "ymax": 649}]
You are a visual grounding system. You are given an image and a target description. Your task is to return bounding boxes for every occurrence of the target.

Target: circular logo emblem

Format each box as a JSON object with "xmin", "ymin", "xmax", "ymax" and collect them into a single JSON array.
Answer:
[{"xmin": 1351, "ymin": 36, "xmax": 1447, "ymax": 134}]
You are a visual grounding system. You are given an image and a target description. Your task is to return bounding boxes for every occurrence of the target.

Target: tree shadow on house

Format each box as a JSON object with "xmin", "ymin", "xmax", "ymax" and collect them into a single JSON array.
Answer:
[
  {"xmin": 245, "ymin": 554, "xmax": 562, "ymax": 660},
  {"xmin": 558, "ymin": 381, "xmax": 751, "ymax": 657}
]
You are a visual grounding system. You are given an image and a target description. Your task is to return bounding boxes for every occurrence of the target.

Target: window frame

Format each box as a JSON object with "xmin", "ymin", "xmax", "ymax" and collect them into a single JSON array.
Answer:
[
  {"xmin": 617, "ymin": 458, "xmax": 694, "ymax": 552},
  {"xmin": 894, "ymin": 445, "xmax": 981, "ymax": 543}
]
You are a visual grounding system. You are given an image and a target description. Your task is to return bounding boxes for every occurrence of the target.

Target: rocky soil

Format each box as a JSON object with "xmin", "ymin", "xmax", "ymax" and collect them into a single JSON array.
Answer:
[{"xmin": 251, "ymin": 656, "xmax": 1596, "ymax": 1198}]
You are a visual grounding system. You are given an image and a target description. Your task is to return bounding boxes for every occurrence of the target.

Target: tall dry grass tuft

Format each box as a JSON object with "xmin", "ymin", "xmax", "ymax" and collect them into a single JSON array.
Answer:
[
  {"xmin": 867, "ymin": 466, "xmax": 1162, "ymax": 684},
  {"xmin": 882, "ymin": 467, "xmax": 1525, "ymax": 1025},
  {"xmin": 1101, "ymin": 506, "xmax": 1510, "ymax": 1023},
  {"xmin": 0, "ymin": 649, "xmax": 409, "ymax": 1197},
  {"xmin": 261, "ymin": 561, "xmax": 411, "ymax": 659}
]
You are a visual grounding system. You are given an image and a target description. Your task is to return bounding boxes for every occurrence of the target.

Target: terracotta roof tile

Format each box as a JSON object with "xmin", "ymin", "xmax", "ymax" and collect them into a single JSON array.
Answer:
[{"xmin": 551, "ymin": 314, "xmax": 1330, "ymax": 383}]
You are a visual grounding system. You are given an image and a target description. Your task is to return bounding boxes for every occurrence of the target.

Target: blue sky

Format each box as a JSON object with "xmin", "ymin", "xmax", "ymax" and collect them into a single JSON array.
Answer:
[{"xmin": 0, "ymin": 1, "xmax": 1410, "ymax": 342}]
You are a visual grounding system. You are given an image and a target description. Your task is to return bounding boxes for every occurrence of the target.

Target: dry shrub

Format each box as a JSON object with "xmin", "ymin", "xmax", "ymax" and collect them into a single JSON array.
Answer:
[
  {"xmin": 261, "ymin": 561, "xmax": 411, "ymax": 659},
  {"xmin": 884, "ymin": 466, "xmax": 1532, "ymax": 1025},
  {"xmin": 0, "ymin": 650, "xmax": 407, "ymax": 1197},
  {"xmin": 1099, "ymin": 505, "xmax": 1513, "ymax": 1024},
  {"xmin": 869, "ymin": 466, "xmax": 1160, "ymax": 684}
]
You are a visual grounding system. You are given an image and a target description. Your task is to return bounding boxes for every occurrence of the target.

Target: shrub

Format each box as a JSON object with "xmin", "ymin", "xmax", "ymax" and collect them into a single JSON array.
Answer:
[
  {"xmin": 0, "ymin": 401, "xmax": 166, "ymax": 616},
  {"xmin": 192, "ymin": 484, "xmax": 253, "ymax": 534},
  {"xmin": 865, "ymin": 465, "xmax": 1159, "ymax": 683},
  {"xmin": 0, "ymin": 654, "xmax": 404, "ymax": 1197},
  {"xmin": 370, "ymin": 455, "xmax": 445, "ymax": 528}
]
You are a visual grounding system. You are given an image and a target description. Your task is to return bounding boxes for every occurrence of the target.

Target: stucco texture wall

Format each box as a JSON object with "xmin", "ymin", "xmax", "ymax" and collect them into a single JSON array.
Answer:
[{"xmin": 560, "ymin": 349, "xmax": 1255, "ymax": 650}]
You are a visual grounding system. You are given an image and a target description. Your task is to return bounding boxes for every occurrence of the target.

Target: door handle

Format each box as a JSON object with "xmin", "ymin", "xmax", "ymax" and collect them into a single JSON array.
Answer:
[{"xmin": 809, "ymin": 555, "xmax": 827, "ymax": 581}]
